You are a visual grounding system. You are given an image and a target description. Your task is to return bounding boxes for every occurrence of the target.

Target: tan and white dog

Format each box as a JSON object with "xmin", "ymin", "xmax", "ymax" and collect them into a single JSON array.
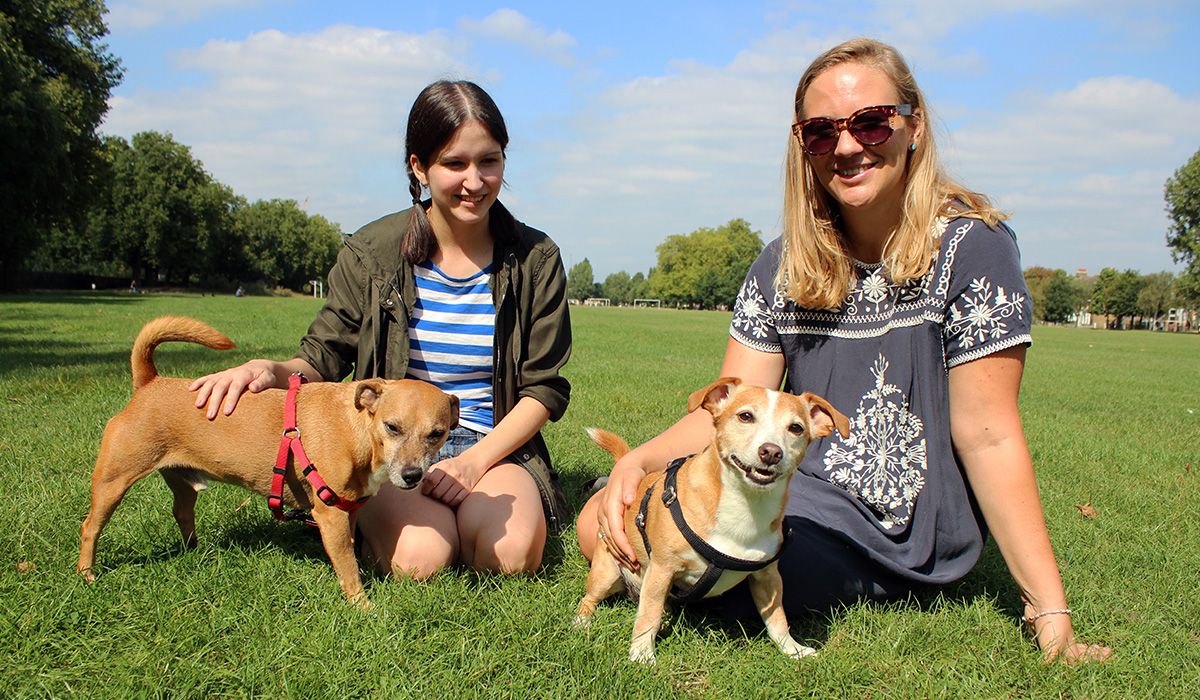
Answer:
[
  {"xmin": 574, "ymin": 377, "xmax": 849, "ymax": 663},
  {"xmin": 77, "ymin": 316, "xmax": 459, "ymax": 607}
]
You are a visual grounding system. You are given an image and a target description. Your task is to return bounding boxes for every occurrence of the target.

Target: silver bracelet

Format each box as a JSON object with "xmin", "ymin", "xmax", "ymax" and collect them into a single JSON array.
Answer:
[{"xmin": 1024, "ymin": 608, "xmax": 1072, "ymax": 624}]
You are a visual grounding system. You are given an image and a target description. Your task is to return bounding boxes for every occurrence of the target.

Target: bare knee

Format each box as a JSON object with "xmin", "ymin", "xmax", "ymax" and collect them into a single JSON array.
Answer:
[
  {"xmin": 576, "ymin": 492, "xmax": 602, "ymax": 561},
  {"xmin": 355, "ymin": 483, "xmax": 458, "ymax": 580},
  {"xmin": 464, "ymin": 530, "xmax": 543, "ymax": 575},
  {"xmin": 388, "ymin": 534, "xmax": 455, "ymax": 580}
]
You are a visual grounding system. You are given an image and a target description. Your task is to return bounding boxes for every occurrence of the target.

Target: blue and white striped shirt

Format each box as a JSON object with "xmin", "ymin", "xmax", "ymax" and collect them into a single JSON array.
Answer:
[{"xmin": 406, "ymin": 261, "xmax": 496, "ymax": 432}]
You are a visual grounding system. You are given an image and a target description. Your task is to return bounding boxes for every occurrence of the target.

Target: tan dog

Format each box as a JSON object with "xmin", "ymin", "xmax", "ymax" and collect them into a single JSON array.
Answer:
[
  {"xmin": 574, "ymin": 377, "xmax": 849, "ymax": 663},
  {"xmin": 77, "ymin": 316, "xmax": 459, "ymax": 607}
]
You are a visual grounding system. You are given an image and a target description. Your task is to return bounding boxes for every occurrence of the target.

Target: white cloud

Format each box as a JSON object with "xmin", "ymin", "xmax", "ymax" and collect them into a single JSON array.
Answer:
[
  {"xmin": 524, "ymin": 27, "xmax": 846, "ymax": 276},
  {"xmin": 102, "ymin": 25, "xmax": 472, "ymax": 231},
  {"xmin": 459, "ymin": 9, "xmax": 576, "ymax": 66},
  {"xmin": 942, "ymin": 76, "xmax": 1198, "ymax": 273},
  {"xmin": 107, "ymin": 0, "xmax": 278, "ymax": 32},
  {"xmin": 99, "ymin": 7, "xmax": 1194, "ymax": 279}
]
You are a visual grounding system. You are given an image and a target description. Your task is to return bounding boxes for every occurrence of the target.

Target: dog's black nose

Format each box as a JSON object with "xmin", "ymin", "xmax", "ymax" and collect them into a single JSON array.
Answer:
[
  {"xmin": 400, "ymin": 465, "xmax": 424, "ymax": 485},
  {"xmin": 758, "ymin": 443, "xmax": 782, "ymax": 466}
]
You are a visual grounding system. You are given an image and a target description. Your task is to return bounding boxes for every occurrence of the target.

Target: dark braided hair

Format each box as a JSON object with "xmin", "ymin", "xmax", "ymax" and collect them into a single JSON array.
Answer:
[{"xmin": 403, "ymin": 80, "xmax": 512, "ymax": 263}]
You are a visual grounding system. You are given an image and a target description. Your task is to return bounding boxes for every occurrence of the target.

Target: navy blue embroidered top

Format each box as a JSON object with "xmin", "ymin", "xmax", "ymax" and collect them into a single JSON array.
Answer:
[{"xmin": 729, "ymin": 216, "xmax": 1032, "ymax": 583}]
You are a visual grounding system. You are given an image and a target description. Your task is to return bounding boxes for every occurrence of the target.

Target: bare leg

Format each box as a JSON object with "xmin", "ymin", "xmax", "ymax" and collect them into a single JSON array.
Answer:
[
  {"xmin": 457, "ymin": 462, "xmax": 546, "ymax": 574},
  {"xmin": 356, "ymin": 482, "xmax": 458, "ymax": 580}
]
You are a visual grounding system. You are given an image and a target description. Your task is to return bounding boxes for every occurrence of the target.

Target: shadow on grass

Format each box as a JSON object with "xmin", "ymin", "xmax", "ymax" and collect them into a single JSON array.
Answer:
[{"xmin": 93, "ymin": 506, "xmax": 331, "ymax": 576}]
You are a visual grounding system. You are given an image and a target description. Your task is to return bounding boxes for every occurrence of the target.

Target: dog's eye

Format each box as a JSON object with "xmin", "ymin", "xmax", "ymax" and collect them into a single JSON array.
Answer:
[
  {"xmin": 427, "ymin": 429, "xmax": 445, "ymax": 441},
  {"xmin": 737, "ymin": 411, "xmax": 754, "ymax": 423},
  {"xmin": 384, "ymin": 422, "xmax": 403, "ymax": 436},
  {"xmin": 788, "ymin": 422, "xmax": 805, "ymax": 435}
]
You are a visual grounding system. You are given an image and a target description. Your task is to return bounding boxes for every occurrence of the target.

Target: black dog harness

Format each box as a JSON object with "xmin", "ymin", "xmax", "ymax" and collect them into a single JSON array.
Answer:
[{"xmin": 634, "ymin": 456, "xmax": 789, "ymax": 603}]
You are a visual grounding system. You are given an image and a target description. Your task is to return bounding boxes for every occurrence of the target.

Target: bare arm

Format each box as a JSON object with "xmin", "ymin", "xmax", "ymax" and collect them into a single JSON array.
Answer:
[
  {"xmin": 422, "ymin": 396, "xmax": 551, "ymax": 507},
  {"xmin": 189, "ymin": 357, "xmax": 322, "ymax": 420},
  {"xmin": 580, "ymin": 338, "xmax": 785, "ymax": 566},
  {"xmin": 949, "ymin": 346, "xmax": 1110, "ymax": 663}
]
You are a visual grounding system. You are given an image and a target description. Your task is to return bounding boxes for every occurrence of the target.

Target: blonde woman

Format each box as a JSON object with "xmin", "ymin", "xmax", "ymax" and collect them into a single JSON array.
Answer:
[{"xmin": 578, "ymin": 38, "xmax": 1110, "ymax": 663}]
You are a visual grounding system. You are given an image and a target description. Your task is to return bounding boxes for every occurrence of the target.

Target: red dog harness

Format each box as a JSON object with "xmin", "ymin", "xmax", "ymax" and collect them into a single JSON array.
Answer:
[{"xmin": 269, "ymin": 373, "xmax": 369, "ymax": 521}]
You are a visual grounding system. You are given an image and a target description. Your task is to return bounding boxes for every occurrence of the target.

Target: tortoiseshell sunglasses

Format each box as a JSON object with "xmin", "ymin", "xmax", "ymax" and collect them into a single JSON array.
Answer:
[{"xmin": 792, "ymin": 104, "xmax": 913, "ymax": 156}]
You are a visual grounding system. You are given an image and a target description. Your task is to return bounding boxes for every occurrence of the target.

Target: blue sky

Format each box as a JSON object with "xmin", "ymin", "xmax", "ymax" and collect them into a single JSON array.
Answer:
[{"xmin": 100, "ymin": 0, "xmax": 1200, "ymax": 279}]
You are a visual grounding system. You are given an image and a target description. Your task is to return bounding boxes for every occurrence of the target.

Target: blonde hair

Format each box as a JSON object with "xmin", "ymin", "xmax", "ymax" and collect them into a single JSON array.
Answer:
[{"xmin": 779, "ymin": 37, "xmax": 1005, "ymax": 309}]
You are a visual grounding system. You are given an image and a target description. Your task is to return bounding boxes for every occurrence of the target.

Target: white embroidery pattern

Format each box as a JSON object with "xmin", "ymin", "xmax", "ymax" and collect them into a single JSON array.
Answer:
[
  {"xmin": 822, "ymin": 354, "xmax": 927, "ymax": 530},
  {"xmin": 731, "ymin": 276, "xmax": 773, "ymax": 340},
  {"xmin": 945, "ymin": 277, "xmax": 1027, "ymax": 350}
]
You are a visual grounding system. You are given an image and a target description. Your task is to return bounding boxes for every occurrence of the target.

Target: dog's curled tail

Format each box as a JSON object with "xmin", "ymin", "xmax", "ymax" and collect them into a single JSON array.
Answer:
[
  {"xmin": 131, "ymin": 316, "xmax": 235, "ymax": 390},
  {"xmin": 585, "ymin": 427, "xmax": 631, "ymax": 462}
]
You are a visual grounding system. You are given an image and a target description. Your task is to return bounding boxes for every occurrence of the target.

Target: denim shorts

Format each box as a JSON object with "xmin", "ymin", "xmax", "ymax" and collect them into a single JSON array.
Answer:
[
  {"xmin": 436, "ymin": 425, "xmax": 484, "ymax": 461},
  {"xmin": 431, "ymin": 425, "xmax": 564, "ymax": 531}
]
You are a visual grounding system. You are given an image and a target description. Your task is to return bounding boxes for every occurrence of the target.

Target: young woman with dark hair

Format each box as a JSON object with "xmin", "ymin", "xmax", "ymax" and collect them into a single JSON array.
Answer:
[{"xmin": 191, "ymin": 80, "xmax": 571, "ymax": 578}]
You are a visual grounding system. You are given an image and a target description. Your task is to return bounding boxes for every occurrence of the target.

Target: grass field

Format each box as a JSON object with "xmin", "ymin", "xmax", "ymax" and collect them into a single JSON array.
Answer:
[{"xmin": 1, "ymin": 292, "xmax": 1198, "ymax": 697}]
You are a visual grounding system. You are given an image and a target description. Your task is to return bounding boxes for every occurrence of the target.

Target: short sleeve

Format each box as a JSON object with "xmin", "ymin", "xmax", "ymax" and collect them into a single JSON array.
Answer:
[
  {"xmin": 942, "ymin": 221, "xmax": 1033, "ymax": 367},
  {"xmin": 730, "ymin": 238, "xmax": 783, "ymax": 353}
]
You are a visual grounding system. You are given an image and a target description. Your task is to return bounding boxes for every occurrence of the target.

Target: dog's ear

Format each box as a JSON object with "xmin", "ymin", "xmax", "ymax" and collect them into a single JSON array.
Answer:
[
  {"xmin": 687, "ymin": 377, "xmax": 742, "ymax": 415},
  {"xmin": 354, "ymin": 380, "xmax": 386, "ymax": 414},
  {"xmin": 446, "ymin": 393, "xmax": 460, "ymax": 428},
  {"xmin": 800, "ymin": 392, "xmax": 850, "ymax": 438}
]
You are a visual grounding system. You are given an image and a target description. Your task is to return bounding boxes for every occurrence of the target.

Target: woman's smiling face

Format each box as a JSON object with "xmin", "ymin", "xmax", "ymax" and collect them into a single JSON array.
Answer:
[
  {"xmin": 800, "ymin": 61, "xmax": 920, "ymax": 234},
  {"xmin": 411, "ymin": 119, "xmax": 505, "ymax": 236}
]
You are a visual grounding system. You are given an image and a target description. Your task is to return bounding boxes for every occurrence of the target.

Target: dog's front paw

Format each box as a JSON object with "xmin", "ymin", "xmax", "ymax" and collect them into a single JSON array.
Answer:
[
  {"xmin": 779, "ymin": 637, "xmax": 817, "ymax": 659},
  {"xmin": 628, "ymin": 644, "xmax": 657, "ymax": 665},
  {"xmin": 571, "ymin": 614, "xmax": 593, "ymax": 631}
]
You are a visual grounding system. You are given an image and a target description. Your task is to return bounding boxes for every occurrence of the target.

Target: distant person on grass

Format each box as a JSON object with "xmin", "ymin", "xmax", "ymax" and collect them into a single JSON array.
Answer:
[
  {"xmin": 576, "ymin": 38, "xmax": 1111, "ymax": 663},
  {"xmin": 190, "ymin": 80, "xmax": 571, "ymax": 579}
]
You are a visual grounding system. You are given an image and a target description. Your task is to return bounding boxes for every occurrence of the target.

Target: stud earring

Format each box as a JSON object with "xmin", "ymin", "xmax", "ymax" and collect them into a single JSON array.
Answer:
[{"xmin": 909, "ymin": 143, "xmax": 917, "ymax": 152}]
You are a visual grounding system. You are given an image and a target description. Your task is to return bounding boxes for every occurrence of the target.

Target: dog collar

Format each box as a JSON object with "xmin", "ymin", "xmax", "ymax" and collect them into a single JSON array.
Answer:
[
  {"xmin": 269, "ymin": 372, "xmax": 369, "ymax": 521},
  {"xmin": 634, "ymin": 456, "xmax": 790, "ymax": 603}
]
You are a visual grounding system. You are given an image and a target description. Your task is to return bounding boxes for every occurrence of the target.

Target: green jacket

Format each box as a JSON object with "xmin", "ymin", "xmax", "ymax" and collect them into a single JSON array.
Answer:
[{"xmin": 294, "ymin": 203, "xmax": 572, "ymax": 531}]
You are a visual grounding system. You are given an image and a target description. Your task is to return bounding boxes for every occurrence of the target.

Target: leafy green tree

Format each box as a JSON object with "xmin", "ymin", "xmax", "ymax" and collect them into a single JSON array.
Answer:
[
  {"xmin": 1137, "ymin": 271, "xmax": 1176, "ymax": 326},
  {"xmin": 601, "ymin": 271, "xmax": 634, "ymax": 305},
  {"xmin": 234, "ymin": 198, "xmax": 341, "ymax": 290},
  {"xmin": 630, "ymin": 271, "xmax": 648, "ymax": 301},
  {"xmin": 1041, "ymin": 269, "xmax": 1081, "ymax": 324},
  {"xmin": 1091, "ymin": 267, "xmax": 1119, "ymax": 325},
  {"xmin": 92, "ymin": 131, "xmax": 234, "ymax": 285},
  {"xmin": 648, "ymin": 219, "xmax": 762, "ymax": 308},
  {"xmin": 567, "ymin": 258, "xmax": 594, "ymax": 301},
  {"xmin": 1022, "ymin": 266, "xmax": 1056, "ymax": 322},
  {"xmin": 1165, "ymin": 147, "xmax": 1200, "ymax": 306},
  {"xmin": 1, "ymin": 0, "xmax": 122, "ymax": 286},
  {"xmin": 1093, "ymin": 269, "xmax": 1145, "ymax": 329}
]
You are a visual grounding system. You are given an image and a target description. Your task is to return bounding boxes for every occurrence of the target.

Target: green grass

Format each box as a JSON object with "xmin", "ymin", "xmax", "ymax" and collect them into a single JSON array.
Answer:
[{"xmin": 1, "ymin": 293, "xmax": 1197, "ymax": 697}]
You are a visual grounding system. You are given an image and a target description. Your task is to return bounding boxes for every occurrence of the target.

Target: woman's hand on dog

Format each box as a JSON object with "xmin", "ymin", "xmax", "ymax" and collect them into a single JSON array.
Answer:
[
  {"xmin": 597, "ymin": 458, "xmax": 647, "ymax": 571},
  {"xmin": 189, "ymin": 359, "xmax": 286, "ymax": 419},
  {"xmin": 421, "ymin": 455, "xmax": 485, "ymax": 508}
]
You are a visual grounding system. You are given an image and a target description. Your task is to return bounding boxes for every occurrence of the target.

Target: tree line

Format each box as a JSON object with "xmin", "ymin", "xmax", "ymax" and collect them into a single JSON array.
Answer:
[
  {"xmin": 1023, "ymin": 267, "xmax": 1186, "ymax": 329},
  {"xmin": 5, "ymin": 0, "xmax": 1200, "ymax": 307},
  {"xmin": 569, "ymin": 219, "xmax": 1197, "ymax": 330},
  {"xmin": 568, "ymin": 219, "xmax": 763, "ymax": 309},
  {"xmin": 28, "ymin": 131, "xmax": 343, "ymax": 291},
  {"xmin": 2, "ymin": 0, "xmax": 339, "ymax": 292}
]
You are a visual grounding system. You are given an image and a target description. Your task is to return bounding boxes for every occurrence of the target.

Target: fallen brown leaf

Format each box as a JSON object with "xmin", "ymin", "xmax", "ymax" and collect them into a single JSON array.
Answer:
[
  {"xmin": 1074, "ymin": 502, "xmax": 1099, "ymax": 518},
  {"xmin": 17, "ymin": 561, "xmax": 36, "ymax": 575}
]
